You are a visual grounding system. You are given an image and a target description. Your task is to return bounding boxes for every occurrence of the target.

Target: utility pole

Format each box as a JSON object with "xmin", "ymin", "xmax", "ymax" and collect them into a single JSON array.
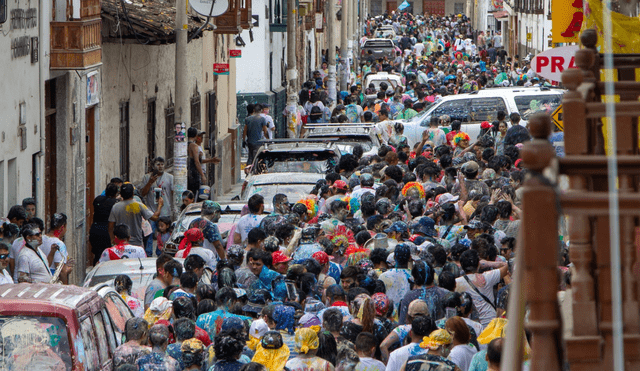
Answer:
[
  {"xmin": 174, "ymin": 0, "xmax": 189, "ymax": 211},
  {"xmin": 285, "ymin": 0, "xmax": 299, "ymax": 137},
  {"xmin": 339, "ymin": 0, "xmax": 348, "ymax": 91},
  {"xmin": 346, "ymin": 0, "xmax": 353, "ymax": 83},
  {"xmin": 327, "ymin": 0, "xmax": 337, "ymax": 103}
]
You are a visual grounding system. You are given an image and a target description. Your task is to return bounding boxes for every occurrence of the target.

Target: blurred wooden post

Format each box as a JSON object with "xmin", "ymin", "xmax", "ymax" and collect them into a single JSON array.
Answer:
[{"xmin": 518, "ymin": 112, "xmax": 563, "ymax": 371}]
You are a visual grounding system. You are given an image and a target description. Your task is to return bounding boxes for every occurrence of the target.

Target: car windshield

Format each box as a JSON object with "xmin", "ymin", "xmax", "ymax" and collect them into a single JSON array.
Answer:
[
  {"xmin": 334, "ymin": 139, "xmax": 375, "ymax": 154},
  {"xmin": 514, "ymin": 94, "xmax": 562, "ymax": 120},
  {"xmin": 245, "ymin": 183, "xmax": 317, "ymax": 204},
  {"xmin": 253, "ymin": 152, "xmax": 337, "ymax": 174},
  {"xmin": 88, "ymin": 273, "xmax": 154, "ymax": 300},
  {"xmin": 174, "ymin": 213, "xmax": 201, "ymax": 236},
  {"xmin": 367, "ymin": 79, "xmax": 400, "ymax": 90},
  {"xmin": 0, "ymin": 316, "xmax": 72, "ymax": 370}
]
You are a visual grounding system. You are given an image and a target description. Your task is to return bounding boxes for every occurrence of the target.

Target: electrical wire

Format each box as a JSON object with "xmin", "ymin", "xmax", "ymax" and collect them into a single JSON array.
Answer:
[
  {"xmin": 188, "ymin": 0, "xmax": 217, "ymax": 42},
  {"xmin": 119, "ymin": 0, "xmax": 151, "ymax": 44}
]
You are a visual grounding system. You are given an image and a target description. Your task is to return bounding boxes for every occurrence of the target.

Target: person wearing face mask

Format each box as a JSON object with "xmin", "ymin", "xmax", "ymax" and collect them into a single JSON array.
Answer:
[
  {"xmin": 15, "ymin": 225, "xmax": 51, "ymax": 283},
  {"xmin": 0, "ymin": 242, "xmax": 13, "ymax": 284}
]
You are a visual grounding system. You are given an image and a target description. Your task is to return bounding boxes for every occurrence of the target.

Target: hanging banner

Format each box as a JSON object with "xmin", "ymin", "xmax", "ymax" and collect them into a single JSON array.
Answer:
[
  {"xmin": 551, "ymin": 0, "xmax": 583, "ymax": 43},
  {"xmin": 230, "ymin": 50, "xmax": 242, "ymax": 58},
  {"xmin": 213, "ymin": 63, "xmax": 230, "ymax": 75},
  {"xmin": 582, "ymin": 0, "xmax": 640, "ymax": 53}
]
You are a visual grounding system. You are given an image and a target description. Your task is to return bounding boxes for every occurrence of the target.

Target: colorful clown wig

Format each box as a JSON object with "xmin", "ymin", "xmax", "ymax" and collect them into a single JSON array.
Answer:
[
  {"xmin": 296, "ymin": 198, "xmax": 318, "ymax": 218},
  {"xmin": 401, "ymin": 182, "xmax": 426, "ymax": 199},
  {"xmin": 453, "ymin": 132, "xmax": 470, "ymax": 146}
]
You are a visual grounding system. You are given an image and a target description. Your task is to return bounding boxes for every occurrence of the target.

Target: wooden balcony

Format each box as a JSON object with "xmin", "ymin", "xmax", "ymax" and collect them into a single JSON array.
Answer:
[
  {"xmin": 80, "ymin": 0, "xmax": 101, "ymax": 18},
  {"xmin": 240, "ymin": 0, "xmax": 252, "ymax": 29},
  {"xmin": 215, "ymin": 0, "xmax": 242, "ymax": 34},
  {"xmin": 50, "ymin": 18, "xmax": 102, "ymax": 70}
]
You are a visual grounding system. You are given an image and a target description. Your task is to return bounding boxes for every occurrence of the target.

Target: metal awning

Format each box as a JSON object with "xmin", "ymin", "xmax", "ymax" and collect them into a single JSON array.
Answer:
[{"xmin": 492, "ymin": 10, "xmax": 509, "ymax": 20}]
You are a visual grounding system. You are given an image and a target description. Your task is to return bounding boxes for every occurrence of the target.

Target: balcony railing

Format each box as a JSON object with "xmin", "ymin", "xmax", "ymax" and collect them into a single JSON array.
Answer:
[
  {"xmin": 269, "ymin": 0, "xmax": 287, "ymax": 32},
  {"xmin": 50, "ymin": 18, "xmax": 102, "ymax": 69}
]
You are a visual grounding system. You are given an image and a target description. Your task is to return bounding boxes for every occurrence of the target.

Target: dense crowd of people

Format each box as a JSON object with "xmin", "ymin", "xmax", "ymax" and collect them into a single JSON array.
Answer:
[{"xmin": 0, "ymin": 11, "xmax": 570, "ymax": 371}]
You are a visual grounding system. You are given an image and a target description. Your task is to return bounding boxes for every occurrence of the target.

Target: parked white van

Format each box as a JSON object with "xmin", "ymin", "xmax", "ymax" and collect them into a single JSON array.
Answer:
[{"xmin": 387, "ymin": 87, "xmax": 565, "ymax": 147}]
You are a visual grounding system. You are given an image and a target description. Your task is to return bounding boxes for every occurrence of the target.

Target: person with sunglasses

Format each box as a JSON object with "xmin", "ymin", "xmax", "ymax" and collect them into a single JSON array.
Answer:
[
  {"xmin": 0, "ymin": 242, "xmax": 13, "ymax": 284},
  {"xmin": 15, "ymin": 225, "xmax": 51, "ymax": 283}
]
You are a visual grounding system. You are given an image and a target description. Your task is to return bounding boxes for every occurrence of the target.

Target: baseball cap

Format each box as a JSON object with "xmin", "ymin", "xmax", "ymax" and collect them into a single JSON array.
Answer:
[
  {"xmin": 384, "ymin": 221, "xmax": 408, "ymax": 234},
  {"xmin": 249, "ymin": 318, "xmax": 269, "ymax": 339},
  {"xmin": 312, "ymin": 251, "xmax": 332, "ymax": 265},
  {"xmin": 437, "ymin": 193, "xmax": 459, "ymax": 205},
  {"xmin": 272, "ymin": 251, "xmax": 292, "ymax": 265},
  {"xmin": 411, "ymin": 217, "xmax": 437, "ymax": 237},
  {"xmin": 464, "ymin": 218, "xmax": 484, "ymax": 230},
  {"xmin": 333, "ymin": 180, "xmax": 349, "ymax": 190},
  {"xmin": 461, "ymin": 161, "xmax": 479, "ymax": 174},
  {"xmin": 407, "ymin": 299, "xmax": 430, "ymax": 317}
]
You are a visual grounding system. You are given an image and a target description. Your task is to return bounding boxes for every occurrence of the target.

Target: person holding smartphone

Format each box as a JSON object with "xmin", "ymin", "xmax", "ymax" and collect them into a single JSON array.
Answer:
[{"xmin": 139, "ymin": 157, "xmax": 174, "ymax": 256}]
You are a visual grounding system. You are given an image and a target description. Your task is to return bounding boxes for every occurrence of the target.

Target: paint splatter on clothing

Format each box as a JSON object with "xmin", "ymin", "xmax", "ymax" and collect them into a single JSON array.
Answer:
[
  {"xmin": 113, "ymin": 341, "xmax": 151, "ymax": 369},
  {"xmin": 378, "ymin": 269, "xmax": 412, "ymax": 317},
  {"xmin": 405, "ymin": 354, "xmax": 460, "ymax": 371},
  {"xmin": 398, "ymin": 286, "xmax": 452, "ymax": 325},
  {"xmin": 210, "ymin": 359, "xmax": 246, "ymax": 371},
  {"xmin": 136, "ymin": 351, "xmax": 180, "ymax": 371},
  {"xmin": 286, "ymin": 356, "xmax": 335, "ymax": 371},
  {"xmin": 196, "ymin": 309, "xmax": 252, "ymax": 342},
  {"xmin": 386, "ymin": 343, "xmax": 429, "ymax": 371}
]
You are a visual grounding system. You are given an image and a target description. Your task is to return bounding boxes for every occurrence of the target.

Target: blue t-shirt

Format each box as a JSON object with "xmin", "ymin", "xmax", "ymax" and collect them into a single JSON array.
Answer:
[{"xmin": 245, "ymin": 115, "xmax": 267, "ymax": 146}]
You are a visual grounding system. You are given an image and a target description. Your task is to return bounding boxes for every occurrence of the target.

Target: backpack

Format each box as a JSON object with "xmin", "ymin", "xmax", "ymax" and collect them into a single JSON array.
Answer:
[{"xmin": 345, "ymin": 104, "xmax": 360, "ymax": 123}]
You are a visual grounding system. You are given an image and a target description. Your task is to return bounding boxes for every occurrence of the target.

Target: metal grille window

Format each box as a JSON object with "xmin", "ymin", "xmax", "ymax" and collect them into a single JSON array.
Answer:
[
  {"xmin": 165, "ymin": 105, "xmax": 175, "ymax": 167},
  {"xmin": 454, "ymin": 3, "xmax": 464, "ymax": 14},
  {"xmin": 147, "ymin": 98, "xmax": 156, "ymax": 170},
  {"xmin": 119, "ymin": 101, "xmax": 130, "ymax": 180},
  {"xmin": 191, "ymin": 94, "xmax": 201, "ymax": 129}
]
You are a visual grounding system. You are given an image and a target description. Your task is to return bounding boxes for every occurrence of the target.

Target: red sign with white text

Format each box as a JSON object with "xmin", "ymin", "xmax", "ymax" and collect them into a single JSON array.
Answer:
[
  {"xmin": 230, "ymin": 50, "xmax": 242, "ymax": 58},
  {"xmin": 530, "ymin": 46, "xmax": 580, "ymax": 83},
  {"xmin": 213, "ymin": 63, "xmax": 230, "ymax": 75}
]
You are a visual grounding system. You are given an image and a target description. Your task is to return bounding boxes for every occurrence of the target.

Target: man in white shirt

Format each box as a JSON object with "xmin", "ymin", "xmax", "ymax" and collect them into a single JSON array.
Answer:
[
  {"xmin": 455, "ymin": 249, "xmax": 509, "ymax": 327},
  {"xmin": 493, "ymin": 31, "xmax": 502, "ymax": 48},
  {"xmin": 100, "ymin": 224, "xmax": 147, "ymax": 262},
  {"xmin": 234, "ymin": 194, "xmax": 266, "ymax": 244},
  {"xmin": 385, "ymin": 316, "xmax": 433, "ymax": 371},
  {"xmin": 260, "ymin": 104, "xmax": 276, "ymax": 139},
  {"xmin": 16, "ymin": 225, "xmax": 53, "ymax": 283}
]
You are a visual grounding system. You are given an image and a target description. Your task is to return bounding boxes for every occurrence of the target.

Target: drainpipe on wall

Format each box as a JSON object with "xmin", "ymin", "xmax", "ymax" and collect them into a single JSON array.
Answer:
[{"xmin": 37, "ymin": 0, "xmax": 46, "ymax": 219}]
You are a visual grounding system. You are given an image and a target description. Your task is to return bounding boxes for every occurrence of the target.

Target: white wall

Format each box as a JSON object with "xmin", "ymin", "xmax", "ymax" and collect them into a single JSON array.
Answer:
[
  {"xmin": 236, "ymin": 0, "xmax": 288, "ymax": 93},
  {"xmin": 0, "ymin": 1, "xmax": 43, "ymax": 216},
  {"xmin": 517, "ymin": 13, "xmax": 547, "ymax": 55}
]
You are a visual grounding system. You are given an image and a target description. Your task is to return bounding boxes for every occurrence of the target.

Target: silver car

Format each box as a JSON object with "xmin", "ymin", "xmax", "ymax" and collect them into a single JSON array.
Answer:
[{"xmin": 83, "ymin": 258, "xmax": 185, "ymax": 302}]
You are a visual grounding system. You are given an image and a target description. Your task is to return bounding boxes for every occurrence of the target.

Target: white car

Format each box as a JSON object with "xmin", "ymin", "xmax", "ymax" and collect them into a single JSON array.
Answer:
[
  {"xmin": 364, "ymin": 72, "xmax": 403, "ymax": 100},
  {"xmin": 84, "ymin": 258, "xmax": 185, "ymax": 301},
  {"xmin": 242, "ymin": 172, "xmax": 323, "ymax": 205},
  {"xmin": 385, "ymin": 87, "xmax": 565, "ymax": 147}
]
